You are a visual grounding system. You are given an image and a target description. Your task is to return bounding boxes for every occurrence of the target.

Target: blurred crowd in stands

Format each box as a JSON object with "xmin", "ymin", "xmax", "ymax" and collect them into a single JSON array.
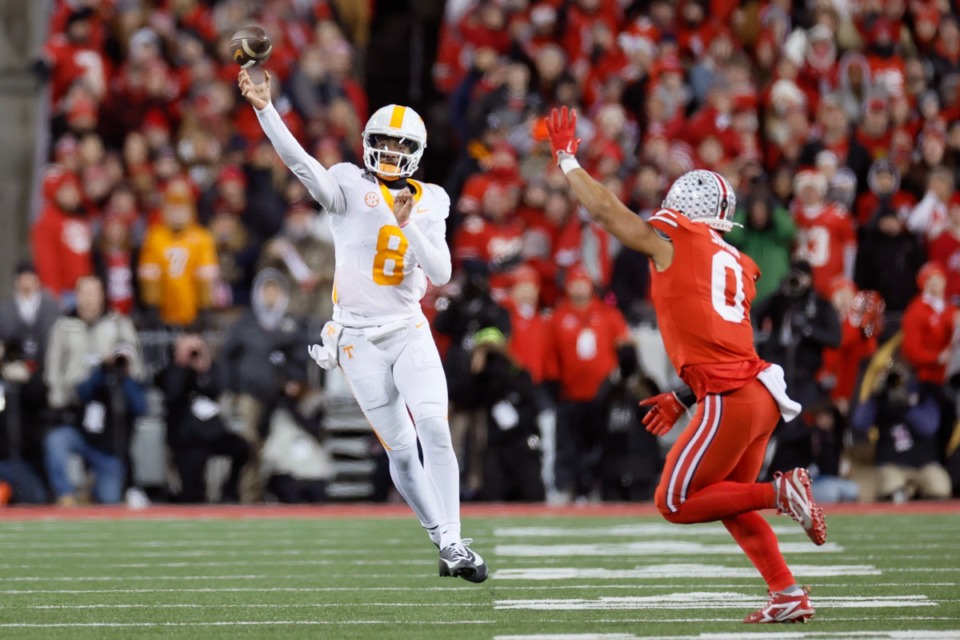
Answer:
[{"xmin": 2, "ymin": 0, "xmax": 960, "ymax": 508}]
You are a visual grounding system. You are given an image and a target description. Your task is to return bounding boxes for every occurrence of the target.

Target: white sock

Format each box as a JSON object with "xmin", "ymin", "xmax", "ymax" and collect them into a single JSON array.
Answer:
[
  {"xmin": 416, "ymin": 417, "xmax": 462, "ymax": 548},
  {"xmin": 780, "ymin": 585, "xmax": 805, "ymax": 596},
  {"xmin": 385, "ymin": 446, "xmax": 443, "ymax": 530}
]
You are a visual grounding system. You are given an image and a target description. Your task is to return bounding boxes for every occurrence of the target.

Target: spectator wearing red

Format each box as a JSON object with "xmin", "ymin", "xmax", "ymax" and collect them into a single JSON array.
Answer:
[
  {"xmin": 545, "ymin": 265, "xmax": 631, "ymax": 501},
  {"xmin": 31, "ymin": 170, "xmax": 93, "ymax": 307},
  {"xmin": 854, "ymin": 97, "xmax": 893, "ymax": 161},
  {"xmin": 39, "ymin": 7, "xmax": 108, "ymax": 110},
  {"xmin": 790, "ymin": 169, "xmax": 856, "ymax": 298},
  {"xmin": 675, "ymin": 0, "xmax": 717, "ymax": 60},
  {"xmin": 818, "ymin": 279, "xmax": 881, "ymax": 413},
  {"xmin": 453, "ymin": 183, "xmax": 524, "ymax": 300},
  {"xmin": 905, "ymin": 166, "xmax": 953, "ymax": 239},
  {"xmin": 864, "ymin": 17, "xmax": 906, "ymax": 92},
  {"xmin": 92, "ymin": 206, "xmax": 136, "ymax": 317},
  {"xmin": 901, "ymin": 263, "xmax": 959, "ymax": 386},
  {"xmin": 503, "ymin": 266, "xmax": 549, "ymax": 384},
  {"xmin": 931, "ymin": 16, "xmax": 960, "ymax": 82},
  {"xmin": 928, "ymin": 196, "xmax": 960, "ymax": 306},
  {"xmin": 686, "ymin": 78, "xmax": 739, "ymax": 159}
]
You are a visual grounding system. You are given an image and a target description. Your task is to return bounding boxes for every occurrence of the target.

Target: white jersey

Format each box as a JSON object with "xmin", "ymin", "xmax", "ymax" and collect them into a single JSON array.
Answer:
[
  {"xmin": 326, "ymin": 163, "xmax": 450, "ymax": 326},
  {"xmin": 255, "ymin": 103, "xmax": 452, "ymax": 327}
]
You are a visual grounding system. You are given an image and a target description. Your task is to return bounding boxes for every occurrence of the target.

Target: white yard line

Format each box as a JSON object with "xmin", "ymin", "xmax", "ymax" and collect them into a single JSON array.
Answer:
[
  {"xmin": 494, "ymin": 632, "xmax": 960, "ymax": 640},
  {"xmin": 495, "ymin": 542, "xmax": 843, "ymax": 557},
  {"xmin": 0, "ymin": 620, "xmax": 496, "ymax": 628}
]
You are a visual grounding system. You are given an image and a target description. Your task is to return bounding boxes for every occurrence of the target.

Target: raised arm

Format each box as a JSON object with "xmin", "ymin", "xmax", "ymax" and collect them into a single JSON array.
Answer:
[
  {"xmin": 239, "ymin": 69, "xmax": 347, "ymax": 213},
  {"xmin": 546, "ymin": 107, "xmax": 673, "ymax": 269}
]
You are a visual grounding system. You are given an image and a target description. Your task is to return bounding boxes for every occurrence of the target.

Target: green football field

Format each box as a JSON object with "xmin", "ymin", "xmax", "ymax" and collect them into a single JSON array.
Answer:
[{"xmin": 1, "ymin": 505, "xmax": 959, "ymax": 640}]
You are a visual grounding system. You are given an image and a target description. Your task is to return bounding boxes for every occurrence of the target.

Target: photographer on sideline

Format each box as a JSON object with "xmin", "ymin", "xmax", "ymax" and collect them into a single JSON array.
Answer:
[
  {"xmin": 754, "ymin": 260, "xmax": 842, "ymax": 483},
  {"xmin": 156, "ymin": 334, "xmax": 249, "ymax": 503},
  {"xmin": 43, "ymin": 276, "xmax": 145, "ymax": 505},
  {"xmin": 219, "ymin": 268, "xmax": 308, "ymax": 503},
  {"xmin": 753, "ymin": 260, "xmax": 842, "ymax": 409},
  {"xmin": 852, "ymin": 360, "xmax": 952, "ymax": 501}
]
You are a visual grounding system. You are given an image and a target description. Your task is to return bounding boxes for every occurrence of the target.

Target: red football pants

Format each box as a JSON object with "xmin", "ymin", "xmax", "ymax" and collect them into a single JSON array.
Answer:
[{"xmin": 654, "ymin": 378, "xmax": 794, "ymax": 592}]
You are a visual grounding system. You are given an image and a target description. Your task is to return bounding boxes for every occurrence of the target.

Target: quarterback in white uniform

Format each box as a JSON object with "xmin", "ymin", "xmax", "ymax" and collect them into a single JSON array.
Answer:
[{"xmin": 239, "ymin": 69, "xmax": 487, "ymax": 583}]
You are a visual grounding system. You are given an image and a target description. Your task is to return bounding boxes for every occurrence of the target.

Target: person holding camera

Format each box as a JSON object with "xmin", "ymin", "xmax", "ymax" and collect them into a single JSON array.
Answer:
[
  {"xmin": 156, "ymin": 334, "xmax": 249, "ymax": 503},
  {"xmin": 753, "ymin": 260, "xmax": 842, "ymax": 409},
  {"xmin": 43, "ymin": 276, "xmax": 145, "ymax": 505},
  {"xmin": 457, "ymin": 327, "xmax": 544, "ymax": 502},
  {"xmin": 219, "ymin": 268, "xmax": 308, "ymax": 503},
  {"xmin": 754, "ymin": 261, "xmax": 841, "ymax": 483},
  {"xmin": 0, "ymin": 262, "xmax": 61, "ymax": 504},
  {"xmin": 852, "ymin": 360, "xmax": 952, "ymax": 501}
]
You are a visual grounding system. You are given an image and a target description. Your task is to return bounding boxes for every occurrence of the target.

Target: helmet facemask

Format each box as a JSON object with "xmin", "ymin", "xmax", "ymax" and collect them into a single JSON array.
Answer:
[{"xmin": 363, "ymin": 133, "xmax": 423, "ymax": 179}]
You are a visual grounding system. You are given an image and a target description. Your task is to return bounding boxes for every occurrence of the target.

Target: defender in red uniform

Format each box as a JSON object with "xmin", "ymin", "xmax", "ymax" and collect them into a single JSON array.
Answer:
[{"xmin": 546, "ymin": 107, "xmax": 827, "ymax": 624}]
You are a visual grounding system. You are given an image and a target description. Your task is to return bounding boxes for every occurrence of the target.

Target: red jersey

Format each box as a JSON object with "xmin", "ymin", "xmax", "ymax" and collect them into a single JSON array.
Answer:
[
  {"xmin": 819, "ymin": 319, "xmax": 877, "ymax": 403},
  {"xmin": 647, "ymin": 209, "xmax": 768, "ymax": 398},
  {"xmin": 545, "ymin": 297, "xmax": 629, "ymax": 402},
  {"xmin": 503, "ymin": 298, "xmax": 550, "ymax": 383},
  {"xmin": 31, "ymin": 205, "xmax": 93, "ymax": 297},
  {"xmin": 927, "ymin": 229, "xmax": 960, "ymax": 305},
  {"xmin": 901, "ymin": 293, "xmax": 957, "ymax": 384},
  {"xmin": 791, "ymin": 202, "xmax": 857, "ymax": 297},
  {"xmin": 452, "ymin": 215, "xmax": 524, "ymax": 298}
]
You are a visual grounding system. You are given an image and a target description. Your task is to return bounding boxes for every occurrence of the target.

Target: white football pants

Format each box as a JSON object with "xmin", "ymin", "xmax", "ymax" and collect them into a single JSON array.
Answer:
[{"xmin": 338, "ymin": 316, "xmax": 461, "ymax": 546}]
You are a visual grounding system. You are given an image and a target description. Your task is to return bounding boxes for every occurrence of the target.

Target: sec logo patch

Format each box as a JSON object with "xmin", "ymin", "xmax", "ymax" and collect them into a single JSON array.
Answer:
[{"xmin": 365, "ymin": 192, "xmax": 380, "ymax": 207}]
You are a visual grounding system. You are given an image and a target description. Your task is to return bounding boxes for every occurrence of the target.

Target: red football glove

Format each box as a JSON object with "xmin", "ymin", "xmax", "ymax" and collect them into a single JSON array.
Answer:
[
  {"xmin": 639, "ymin": 392, "xmax": 687, "ymax": 436},
  {"xmin": 545, "ymin": 106, "xmax": 581, "ymax": 163}
]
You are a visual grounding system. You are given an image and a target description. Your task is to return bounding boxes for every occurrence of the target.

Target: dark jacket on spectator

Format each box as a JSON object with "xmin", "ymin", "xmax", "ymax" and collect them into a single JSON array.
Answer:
[
  {"xmin": 854, "ymin": 211, "xmax": 925, "ymax": 313},
  {"xmin": 219, "ymin": 271, "xmax": 308, "ymax": 403}
]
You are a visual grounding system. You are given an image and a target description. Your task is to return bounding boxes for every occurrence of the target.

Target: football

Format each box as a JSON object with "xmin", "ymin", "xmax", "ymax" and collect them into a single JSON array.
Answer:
[{"xmin": 229, "ymin": 26, "xmax": 272, "ymax": 68}]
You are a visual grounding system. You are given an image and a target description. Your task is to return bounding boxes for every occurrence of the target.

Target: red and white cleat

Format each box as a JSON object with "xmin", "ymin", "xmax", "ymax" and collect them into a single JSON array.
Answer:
[
  {"xmin": 774, "ymin": 468, "xmax": 827, "ymax": 545},
  {"xmin": 744, "ymin": 586, "xmax": 816, "ymax": 624}
]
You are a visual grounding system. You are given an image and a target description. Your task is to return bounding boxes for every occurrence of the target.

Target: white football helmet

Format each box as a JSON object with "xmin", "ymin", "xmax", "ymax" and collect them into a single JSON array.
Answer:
[
  {"xmin": 662, "ymin": 170, "xmax": 738, "ymax": 232},
  {"xmin": 362, "ymin": 104, "xmax": 427, "ymax": 179}
]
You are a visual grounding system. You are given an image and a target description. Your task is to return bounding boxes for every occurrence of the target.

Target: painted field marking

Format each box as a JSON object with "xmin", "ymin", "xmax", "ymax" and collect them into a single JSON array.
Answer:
[
  {"xmin": 2, "ymin": 583, "xmax": 956, "ymax": 595},
  {"xmin": 493, "ymin": 524, "xmax": 796, "ymax": 538},
  {"xmin": 494, "ymin": 632, "xmax": 960, "ymax": 640},
  {"xmin": 495, "ymin": 542, "xmax": 842, "ymax": 557},
  {"xmin": 492, "ymin": 564, "xmax": 881, "ymax": 580},
  {"xmin": 0, "ymin": 620, "xmax": 496, "ymax": 628},
  {"xmin": 494, "ymin": 592, "xmax": 937, "ymax": 611},
  {"xmin": 26, "ymin": 603, "xmax": 487, "ymax": 609}
]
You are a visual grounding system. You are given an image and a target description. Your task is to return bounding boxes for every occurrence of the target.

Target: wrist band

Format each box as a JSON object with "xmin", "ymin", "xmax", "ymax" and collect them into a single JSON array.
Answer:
[
  {"xmin": 674, "ymin": 386, "xmax": 697, "ymax": 409},
  {"xmin": 559, "ymin": 155, "xmax": 581, "ymax": 175}
]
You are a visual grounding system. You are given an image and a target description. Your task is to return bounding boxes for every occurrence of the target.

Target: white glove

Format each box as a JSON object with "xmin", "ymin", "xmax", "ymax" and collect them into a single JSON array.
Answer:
[
  {"xmin": 308, "ymin": 343, "xmax": 337, "ymax": 370},
  {"xmin": 308, "ymin": 321, "xmax": 342, "ymax": 370}
]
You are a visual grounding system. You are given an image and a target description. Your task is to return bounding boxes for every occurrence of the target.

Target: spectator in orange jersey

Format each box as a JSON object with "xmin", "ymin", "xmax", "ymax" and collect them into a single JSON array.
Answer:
[
  {"xmin": 545, "ymin": 265, "xmax": 632, "ymax": 502},
  {"xmin": 31, "ymin": 170, "xmax": 93, "ymax": 310},
  {"xmin": 137, "ymin": 179, "xmax": 219, "ymax": 329}
]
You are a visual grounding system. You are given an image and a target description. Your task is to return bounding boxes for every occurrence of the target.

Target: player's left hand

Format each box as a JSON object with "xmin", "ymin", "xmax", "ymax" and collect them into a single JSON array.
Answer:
[
  {"xmin": 394, "ymin": 189, "xmax": 413, "ymax": 227},
  {"xmin": 545, "ymin": 106, "xmax": 581, "ymax": 164},
  {"xmin": 639, "ymin": 392, "xmax": 686, "ymax": 436}
]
